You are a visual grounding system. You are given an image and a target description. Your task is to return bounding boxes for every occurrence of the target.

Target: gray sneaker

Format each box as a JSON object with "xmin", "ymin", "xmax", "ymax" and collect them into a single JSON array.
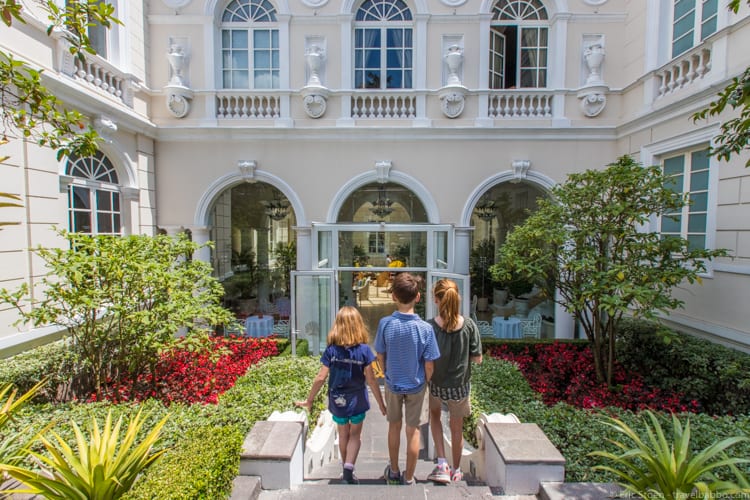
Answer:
[{"xmin": 384, "ymin": 464, "xmax": 401, "ymax": 485}]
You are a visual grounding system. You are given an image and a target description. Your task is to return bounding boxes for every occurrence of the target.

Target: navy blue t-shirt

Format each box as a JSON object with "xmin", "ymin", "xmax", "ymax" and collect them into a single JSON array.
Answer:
[{"xmin": 322, "ymin": 343, "xmax": 376, "ymax": 418}]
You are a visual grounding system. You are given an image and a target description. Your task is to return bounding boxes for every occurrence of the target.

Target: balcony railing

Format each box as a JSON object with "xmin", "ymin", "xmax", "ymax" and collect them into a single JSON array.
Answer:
[
  {"xmin": 654, "ymin": 44, "xmax": 712, "ymax": 100},
  {"xmin": 350, "ymin": 91, "xmax": 417, "ymax": 119},
  {"xmin": 486, "ymin": 91, "xmax": 556, "ymax": 118},
  {"xmin": 56, "ymin": 41, "xmax": 138, "ymax": 108},
  {"xmin": 216, "ymin": 92, "xmax": 282, "ymax": 119}
]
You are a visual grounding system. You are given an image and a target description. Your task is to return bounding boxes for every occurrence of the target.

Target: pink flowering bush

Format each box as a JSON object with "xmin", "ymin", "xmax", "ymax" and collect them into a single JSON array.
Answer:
[
  {"xmin": 90, "ymin": 335, "xmax": 279, "ymax": 405},
  {"xmin": 488, "ymin": 342, "xmax": 699, "ymax": 413}
]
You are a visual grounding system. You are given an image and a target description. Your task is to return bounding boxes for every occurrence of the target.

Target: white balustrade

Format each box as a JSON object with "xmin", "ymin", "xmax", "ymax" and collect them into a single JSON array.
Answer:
[
  {"xmin": 67, "ymin": 54, "xmax": 135, "ymax": 107},
  {"xmin": 351, "ymin": 92, "xmax": 417, "ymax": 119},
  {"xmin": 216, "ymin": 93, "xmax": 281, "ymax": 119},
  {"xmin": 655, "ymin": 45, "xmax": 712, "ymax": 100},
  {"xmin": 487, "ymin": 91, "xmax": 555, "ymax": 118}
]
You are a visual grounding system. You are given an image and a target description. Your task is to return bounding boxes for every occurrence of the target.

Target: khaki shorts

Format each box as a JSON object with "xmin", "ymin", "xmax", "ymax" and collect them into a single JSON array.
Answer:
[
  {"xmin": 429, "ymin": 393, "xmax": 471, "ymax": 419},
  {"xmin": 384, "ymin": 385, "xmax": 428, "ymax": 428}
]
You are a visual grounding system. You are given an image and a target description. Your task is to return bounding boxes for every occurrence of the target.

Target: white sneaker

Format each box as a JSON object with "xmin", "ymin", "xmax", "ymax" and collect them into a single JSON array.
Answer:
[{"xmin": 427, "ymin": 462, "xmax": 451, "ymax": 484}]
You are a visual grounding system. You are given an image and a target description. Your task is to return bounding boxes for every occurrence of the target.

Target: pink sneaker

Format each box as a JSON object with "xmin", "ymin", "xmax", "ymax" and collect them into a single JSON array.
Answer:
[
  {"xmin": 451, "ymin": 468, "xmax": 464, "ymax": 482},
  {"xmin": 427, "ymin": 462, "xmax": 451, "ymax": 484}
]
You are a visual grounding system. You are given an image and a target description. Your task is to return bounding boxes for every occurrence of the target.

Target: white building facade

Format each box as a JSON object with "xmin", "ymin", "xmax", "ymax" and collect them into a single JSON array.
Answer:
[{"xmin": 1, "ymin": 0, "xmax": 749, "ymax": 354}]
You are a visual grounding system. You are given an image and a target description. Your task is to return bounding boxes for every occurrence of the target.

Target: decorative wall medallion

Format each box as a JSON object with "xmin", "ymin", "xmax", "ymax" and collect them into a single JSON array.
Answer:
[
  {"xmin": 440, "ymin": 0, "xmax": 467, "ymax": 6},
  {"xmin": 303, "ymin": 94, "xmax": 327, "ymax": 118},
  {"xmin": 167, "ymin": 92, "xmax": 191, "ymax": 118},
  {"xmin": 582, "ymin": 0, "xmax": 608, "ymax": 5},
  {"xmin": 578, "ymin": 90, "xmax": 607, "ymax": 117},
  {"xmin": 301, "ymin": 0, "xmax": 329, "ymax": 7},
  {"xmin": 439, "ymin": 91, "xmax": 466, "ymax": 118}
]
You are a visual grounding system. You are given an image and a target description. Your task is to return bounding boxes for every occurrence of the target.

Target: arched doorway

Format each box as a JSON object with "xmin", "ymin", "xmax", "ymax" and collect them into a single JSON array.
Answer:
[
  {"xmin": 208, "ymin": 182, "xmax": 297, "ymax": 318},
  {"xmin": 294, "ymin": 176, "xmax": 469, "ymax": 354},
  {"xmin": 336, "ymin": 182, "xmax": 429, "ymax": 342},
  {"xmin": 470, "ymin": 180, "xmax": 555, "ymax": 336}
]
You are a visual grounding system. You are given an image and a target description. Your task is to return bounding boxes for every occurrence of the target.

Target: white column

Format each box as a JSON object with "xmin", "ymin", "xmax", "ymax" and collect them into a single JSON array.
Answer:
[
  {"xmin": 454, "ymin": 227, "xmax": 473, "ymax": 275},
  {"xmin": 553, "ymin": 288, "xmax": 575, "ymax": 339},
  {"xmin": 295, "ymin": 226, "xmax": 312, "ymax": 271},
  {"xmin": 191, "ymin": 225, "xmax": 211, "ymax": 263}
]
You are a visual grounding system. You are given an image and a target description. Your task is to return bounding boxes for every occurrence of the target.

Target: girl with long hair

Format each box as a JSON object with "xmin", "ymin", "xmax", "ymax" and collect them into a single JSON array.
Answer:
[
  {"xmin": 426, "ymin": 279, "xmax": 483, "ymax": 484},
  {"xmin": 296, "ymin": 306, "xmax": 386, "ymax": 484}
]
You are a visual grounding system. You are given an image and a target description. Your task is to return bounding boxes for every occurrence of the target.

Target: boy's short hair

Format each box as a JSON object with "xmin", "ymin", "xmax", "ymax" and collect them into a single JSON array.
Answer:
[{"xmin": 391, "ymin": 272, "xmax": 422, "ymax": 304}]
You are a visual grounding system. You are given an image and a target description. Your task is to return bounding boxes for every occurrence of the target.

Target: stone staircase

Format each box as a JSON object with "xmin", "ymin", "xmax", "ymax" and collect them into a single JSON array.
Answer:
[{"xmin": 231, "ymin": 385, "xmax": 618, "ymax": 500}]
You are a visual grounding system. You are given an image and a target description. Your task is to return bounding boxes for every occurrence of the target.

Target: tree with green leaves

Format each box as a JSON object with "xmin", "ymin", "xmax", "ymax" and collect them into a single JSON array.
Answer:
[
  {"xmin": 1, "ymin": 0, "xmax": 120, "ymax": 161},
  {"xmin": 491, "ymin": 156, "xmax": 726, "ymax": 387},
  {"xmin": 0, "ymin": 231, "xmax": 232, "ymax": 400},
  {"xmin": 693, "ymin": 0, "xmax": 750, "ymax": 167}
]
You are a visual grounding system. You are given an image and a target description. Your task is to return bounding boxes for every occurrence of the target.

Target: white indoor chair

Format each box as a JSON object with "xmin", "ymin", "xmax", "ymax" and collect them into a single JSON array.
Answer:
[
  {"xmin": 272, "ymin": 319, "xmax": 290, "ymax": 337},
  {"xmin": 520, "ymin": 312, "xmax": 542, "ymax": 339}
]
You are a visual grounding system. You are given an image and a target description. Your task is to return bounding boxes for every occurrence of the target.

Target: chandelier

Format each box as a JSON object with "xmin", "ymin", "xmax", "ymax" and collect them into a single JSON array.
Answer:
[
  {"xmin": 263, "ymin": 194, "xmax": 290, "ymax": 221},
  {"xmin": 369, "ymin": 185, "xmax": 394, "ymax": 218},
  {"xmin": 475, "ymin": 200, "xmax": 496, "ymax": 221}
]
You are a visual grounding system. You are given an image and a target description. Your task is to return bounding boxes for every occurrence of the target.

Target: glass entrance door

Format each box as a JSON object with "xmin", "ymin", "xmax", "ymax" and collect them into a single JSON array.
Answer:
[
  {"xmin": 290, "ymin": 223, "xmax": 465, "ymax": 353},
  {"xmin": 290, "ymin": 270, "xmax": 335, "ymax": 355}
]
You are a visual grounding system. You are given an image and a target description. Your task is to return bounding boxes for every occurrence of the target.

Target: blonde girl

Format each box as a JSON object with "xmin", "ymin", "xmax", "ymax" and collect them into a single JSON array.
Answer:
[
  {"xmin": 296, "ymin": 306, "xmax": 386, "ymax": 484},
  {"xmin": 426, "ymin": 279, "xmax": 483, "ymax": 484}
]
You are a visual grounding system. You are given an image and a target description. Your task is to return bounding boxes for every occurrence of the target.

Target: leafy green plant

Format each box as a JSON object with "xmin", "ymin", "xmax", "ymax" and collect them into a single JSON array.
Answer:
[
  {"xmin": 492, "ymin": 156, "xmax": 727, "ymax": 387},
  {"xmin": 0, "ymin": 380, "xmax": 47, "ymax": 471},
  {"xmin": 0, "ymin": 231, "xmax": 233, "ymax": 400},
  {"xmin": 123, "ymin": 425, "xmax": 242, "ymax": 500},
  {"xmin": 3, "ymin": 409, "xmax": 169, "ymax": 500},
  {"xmin": 590, "ymin": 411, "xmax": 750, "ymax": 499},
  {"xmin": 1, "ymin": 2, "xmax": 121, "ymax": 162}
]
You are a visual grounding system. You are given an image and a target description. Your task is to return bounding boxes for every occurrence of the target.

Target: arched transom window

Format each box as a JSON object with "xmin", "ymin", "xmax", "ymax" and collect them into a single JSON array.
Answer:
[
  {"xmin": 66, "ymin": 151, "xmax": 121, "ymax": 235},
  {"xmin": 490, "ymin": 0, "xmax": 548, "ymax": 89},
  {"xmin": 221, "ymin": 0, "xmax": 279, "ymax": 89},
  {"xmin": 354, "ymin": 0, "xmax": 413, "ymax": 89}
]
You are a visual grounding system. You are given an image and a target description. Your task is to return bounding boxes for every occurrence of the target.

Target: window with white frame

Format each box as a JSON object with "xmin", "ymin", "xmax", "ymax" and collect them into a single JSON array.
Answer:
[
  {"xmin": 354, "ymin": 0, "xmax": 413, "ymax": 89},
  {"xmin": 489, "ymin": 0, "xmax": 548, "ymax": 89},
  {"xmin": 660, "ymin": 147, "xmax": 710, "ymax": 251},
  {"xmin": 66, "ymin": 151, "xmax": 121, "ymax": 235},
  {"xmin": 221, "ymin": 0, "xmax": 279, "ymax": 89},
  {"xmin": 368, "ymin": 231, "xmax": 385, "ymax": 253},
  {"xmin": 65, "ymin": 0, "xmax": 119, "ymax": 61},
  {"xmin": 672, "ymin": 0, "xmax": 718, "ymax": 58}
]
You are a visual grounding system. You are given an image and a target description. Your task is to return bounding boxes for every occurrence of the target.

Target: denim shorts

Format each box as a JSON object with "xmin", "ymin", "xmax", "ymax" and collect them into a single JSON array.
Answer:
[{"xmin": 332, "ymin": 412, "xmax": 366, "ymax": 425}]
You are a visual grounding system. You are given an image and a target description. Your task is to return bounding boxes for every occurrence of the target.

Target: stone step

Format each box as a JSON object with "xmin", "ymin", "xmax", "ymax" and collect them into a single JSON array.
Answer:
[{"xmin": 257, "ymin": 481, "xmax": 519, "ymax": 499}]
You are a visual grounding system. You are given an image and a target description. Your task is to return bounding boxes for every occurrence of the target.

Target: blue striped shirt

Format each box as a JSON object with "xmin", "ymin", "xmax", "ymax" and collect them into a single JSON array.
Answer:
[{"xmin": 374, "ymin": 311, "xmax": 440, "ymax": 394}]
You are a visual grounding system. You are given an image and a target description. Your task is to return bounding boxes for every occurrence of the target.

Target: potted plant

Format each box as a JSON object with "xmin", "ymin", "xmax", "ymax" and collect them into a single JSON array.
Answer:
[{"xmin": 222, "ymin": 272, "xmax": 260, "ymax": 313}]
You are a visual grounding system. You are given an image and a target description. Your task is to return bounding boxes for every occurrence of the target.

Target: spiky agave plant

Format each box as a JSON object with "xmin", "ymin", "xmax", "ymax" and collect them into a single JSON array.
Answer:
[
  {"xmin": 2, "ymin": 409, "xmax": 169, "ymax": 499},
  {"xmin": 590, "ymin": 410, "xmax": 750, "ymax": 499}
]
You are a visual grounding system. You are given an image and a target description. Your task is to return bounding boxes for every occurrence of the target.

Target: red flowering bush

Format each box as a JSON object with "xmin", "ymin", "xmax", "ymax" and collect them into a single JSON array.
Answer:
[
  {"xmin": 90, "ymin": 335, "xmax": 279, "ymax": 405},
  {"xmin": 488, "ymin": 342, "xmax": 699, "ymax": 413}
]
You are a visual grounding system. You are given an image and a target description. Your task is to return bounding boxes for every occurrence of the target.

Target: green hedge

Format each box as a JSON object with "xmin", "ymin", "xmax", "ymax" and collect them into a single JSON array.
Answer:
[
  {"xmin": 616, "ymin": 318, "xmax": 750, "ymax": 415},
  {"xmin": 5, "ymin": 356, "xmax": 323, "ymax": 499},
  {"xmin": 470, "ymin": 357, "xmax": 750, "ymax": 483},
  {"xmin": 0, "ymin": 339, "xmax": 71, "ymax": 402},
  {"xmin": 123, "ymin": 425, "xmax": 243, "ymax": 500}
]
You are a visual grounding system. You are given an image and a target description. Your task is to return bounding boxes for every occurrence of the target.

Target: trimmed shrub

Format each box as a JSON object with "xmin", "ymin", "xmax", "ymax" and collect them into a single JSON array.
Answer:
[
  {"xmin": 616, "ymin": 318, "xmax": 750, "ymax": 415},
  {"xmin": 123, "ymin": 425, "xmax": 242, "ymax": 500},
  {"xmin": 0, "ymin": 340, "xmax": 72, "ymax": 402}
]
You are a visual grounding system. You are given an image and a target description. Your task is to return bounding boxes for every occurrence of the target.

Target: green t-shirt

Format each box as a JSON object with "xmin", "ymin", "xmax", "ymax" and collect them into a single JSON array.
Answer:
[{"xmin": 427, "ymin": 317, "xmax": 482, "ymax": 400}]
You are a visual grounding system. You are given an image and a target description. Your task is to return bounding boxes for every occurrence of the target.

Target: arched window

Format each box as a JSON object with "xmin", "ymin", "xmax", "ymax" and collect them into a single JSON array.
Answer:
[
  {"xmin": 490, "ymin": 0, "xmax": 548, "ymax": 89},
  {"xmin": 66, "ymin": 151, "xmax": 121, "ymax": 235},
  {"xmin": 354, "ymin": 0, "xmax": 413, "ymax": 89},
  {"xmin": 221, "ymin": 0, "xmax": 279, "ymax": 89}
]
